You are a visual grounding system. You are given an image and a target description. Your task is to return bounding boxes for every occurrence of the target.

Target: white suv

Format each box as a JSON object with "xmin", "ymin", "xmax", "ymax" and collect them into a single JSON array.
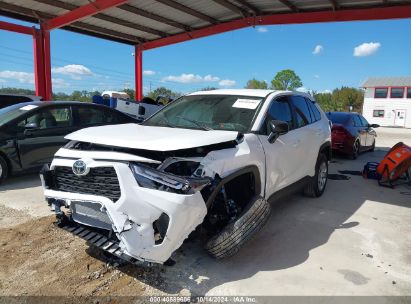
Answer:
[{"xmin": 41, "ymin": 89, "xmax": 331, "ymax": 264}]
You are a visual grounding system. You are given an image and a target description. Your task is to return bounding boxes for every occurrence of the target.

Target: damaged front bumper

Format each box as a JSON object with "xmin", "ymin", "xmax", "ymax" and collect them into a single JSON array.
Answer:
[{"xmin": 41, "ymin": 157, "xmax": 209, "ymax": 264}]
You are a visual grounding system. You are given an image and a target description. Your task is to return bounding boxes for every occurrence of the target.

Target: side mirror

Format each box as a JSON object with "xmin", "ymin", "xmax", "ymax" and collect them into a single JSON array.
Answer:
[
  {"xmin": 268, "ymin": 120, "xmax": 289, "ymax": 144},
  {"xmin": 24, "ymin": 122, "xmax": 38, "ymax": 136},
  {"xmin": 138, "ymin": 105, "xmax": 146, "ymax": 116},
  {"xmin": 25, "ymin": 122, "xmax": 38, "ymax": 129},
  {"xmin": 369, "ymin": 123, "xmax": 380, "ymax": 128}
]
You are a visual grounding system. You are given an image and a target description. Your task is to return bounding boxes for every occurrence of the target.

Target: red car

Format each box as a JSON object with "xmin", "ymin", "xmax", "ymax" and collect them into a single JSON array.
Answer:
[{"xmin": 326, "ymin": 112, "xmax": 379, "ymax": 159}]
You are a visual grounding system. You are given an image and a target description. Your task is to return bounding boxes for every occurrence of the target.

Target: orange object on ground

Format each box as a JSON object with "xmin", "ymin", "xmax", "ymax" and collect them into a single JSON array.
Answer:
[{"xmin": 377, "ymin": 142, "xmax": 411, "ymax": 182}]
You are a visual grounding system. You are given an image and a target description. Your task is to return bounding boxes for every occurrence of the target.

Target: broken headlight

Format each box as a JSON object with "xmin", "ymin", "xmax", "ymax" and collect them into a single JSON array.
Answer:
[{"xmin": 130, "ymin": 163, "xmax": 211, "ymax": 194}]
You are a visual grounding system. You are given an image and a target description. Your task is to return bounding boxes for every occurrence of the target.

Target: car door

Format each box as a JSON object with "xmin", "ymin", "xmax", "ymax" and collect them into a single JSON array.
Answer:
[
  {"xmin": 16, "ymin": 105, "xmax": 76, "ymax": 170},
  {"xmin": 289, "ymin": 95, "xmax": 320, "ymax": 177},
  {"xmin": 359, "ymin": 115, "xmax": 375, "ymax": 147},
  {"xmin": 258, "ymin": 95, "xmax": 304, "ymax": 196},
  {"xmin": 353, "ymin": 115, "xmax": 367, "ymax": 148}
]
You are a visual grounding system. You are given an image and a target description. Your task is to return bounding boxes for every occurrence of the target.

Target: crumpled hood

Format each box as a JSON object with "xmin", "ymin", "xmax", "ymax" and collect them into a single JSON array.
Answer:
[{"xmin": 66, "ymin": 123, "xmax": 239, "ymax": 151}]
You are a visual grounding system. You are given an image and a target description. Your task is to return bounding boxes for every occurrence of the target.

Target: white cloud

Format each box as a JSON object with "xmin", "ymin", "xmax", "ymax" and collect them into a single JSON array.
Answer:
[
  {"xmin": 256, "ymin": 27, "xmax": 268, "ymax": 33},
  {"xmin": 219, "ymin": 79, "xmax": 236, "ymax": 87},
  {"xmin": 52, "ymin": 78, "xmax": 70, "ymax": 89},
  {"xmin": 51, "ymin": 64, "xmax": 93, "ymax": 79},
  {"xmin": 314, "ymin": 74, "xmax": 320, "ymax": 79},
  {"xmin": 296, "ymin": 87, "xmax": 309, "ymax": 93},
  {"xmin": 143, "ymin": 70, "xmax": 156, "ymax": 76},
  {"xmin": 0, "ymin": 79, "xmax": 5, "ymax": 83},
  {"xmin": 0, "ymin": 70, "xmax": 34, "ymax": 84},
  {"xmin": 162, "ymin": 73, "xmax": 220, "ymax": 84},
  {"xmin": 312, "ymin": 45, "xmax": 324, "ymax": 55},
  {"xmin": 320, "ymin": 89, "xmax": 332, "ymax": 94},
  {"xmin": 353, "ymin": 42, "xmax": 381, "ymax": 57}
]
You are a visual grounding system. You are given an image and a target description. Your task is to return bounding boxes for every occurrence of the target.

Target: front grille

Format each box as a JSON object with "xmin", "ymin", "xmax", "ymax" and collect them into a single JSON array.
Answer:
[{"xmin": 54, "ymin": 166, "xmax": 121, "ymax": 202}]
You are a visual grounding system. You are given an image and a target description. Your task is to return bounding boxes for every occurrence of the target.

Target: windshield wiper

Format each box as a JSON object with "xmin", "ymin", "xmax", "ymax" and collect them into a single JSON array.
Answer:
[{"xmin": 176, "ymin": 116, "xmax": 213, "ymax": 131}]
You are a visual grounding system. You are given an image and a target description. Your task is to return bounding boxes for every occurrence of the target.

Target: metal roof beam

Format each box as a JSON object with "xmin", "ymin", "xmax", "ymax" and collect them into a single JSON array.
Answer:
[
  {"xmin": 43, "ymin": 0, "xmax": 128, "ymax": 30},
  {"xmin": 232, "ymin": 0, "xmax": 261, "ymax": 15},
  {"xmin": 211, "ymin": 0, "xmax": 249, "ymax": 17},
  {"xmin": 0, "ymin": 20, "xmax": 34, "ymax": 35},
  {"xmin": 0, "ymin": 2, "xmax": 144, "ymax": 44},
  {"xmin": 142, "ymin": 5, "xmax": 411, "ymax": 50},
  {"xmin": 35, "ymin": 0, "xmax": 167, "ymax": 37},
  {"xmin": 277, "ymin": 0, "xmax": 299, "ymax": 12},
  {"xmin": 154, "ymin": 0, "xmax": 218, "ymax": 24},
  {"xmin": 119, "ymin": 4, "xmax": 192, "ymax": 31}
]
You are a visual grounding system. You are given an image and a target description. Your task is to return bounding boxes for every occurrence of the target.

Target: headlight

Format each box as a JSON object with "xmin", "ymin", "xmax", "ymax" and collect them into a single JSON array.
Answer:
[{"xmin": 130, "ymin": 163, "xmax": 211, "ymax": 194}]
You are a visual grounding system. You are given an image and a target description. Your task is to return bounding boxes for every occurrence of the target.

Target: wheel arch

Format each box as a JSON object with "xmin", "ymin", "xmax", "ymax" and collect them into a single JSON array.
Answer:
[
  {"xmin": 319, "ymin": 141, "xmax": 332, "ymax": 161},
  {"xmin": 204, "ymin": 165, "xmax": 262, "ymax": 209}
]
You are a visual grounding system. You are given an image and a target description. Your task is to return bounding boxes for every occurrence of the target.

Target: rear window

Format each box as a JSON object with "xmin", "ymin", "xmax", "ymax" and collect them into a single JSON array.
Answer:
[{"xmin": 326, "ymin": 113, "xmax": 350, "ymax": 124}]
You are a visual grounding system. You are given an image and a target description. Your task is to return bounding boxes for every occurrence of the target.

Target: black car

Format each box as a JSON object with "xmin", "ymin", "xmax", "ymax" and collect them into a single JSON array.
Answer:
[
  {"xmin": 0, "ymin": 93, "xmax": 42, "ymax": 109},
  {"xmin": 0, "ymin": 101, "xmax": 137, "ymax": 183}
]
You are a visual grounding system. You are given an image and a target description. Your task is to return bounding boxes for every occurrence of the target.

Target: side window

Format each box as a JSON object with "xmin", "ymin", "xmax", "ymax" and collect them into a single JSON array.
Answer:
[
  {"xmin": 359, "ymin": 115, "xmax": 369, "ymax": 127},
  {"xmin": 17, "ymin": 107, "xmax": 71, "ymax": 129},
  {"xmin": 352, "ymin": 115, "xmax": 362, "ymax": 127},
  {"xmin": 306, "ymin": 98, "xmax": 321, "ymax": 121},
  {"xmin": 104, "ymin": 110, "xmax": 118, "ymax": 123},
  {"xmin": 291, "ymin": 95, "xmax": 311, "ymax": 127},
  {"xmin": 76, "ymin": 107, "xmax": 105, "ymax": 126},
  {"xmin": 265, "ymin": 96, "xmax": 293, "ymax": 133}
]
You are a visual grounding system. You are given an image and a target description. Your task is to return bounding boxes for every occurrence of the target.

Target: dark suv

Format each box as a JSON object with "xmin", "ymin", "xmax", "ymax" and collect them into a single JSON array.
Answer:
[{"xmin": 0, "ymin": 101, "xmax": 137, "ymax": 183}]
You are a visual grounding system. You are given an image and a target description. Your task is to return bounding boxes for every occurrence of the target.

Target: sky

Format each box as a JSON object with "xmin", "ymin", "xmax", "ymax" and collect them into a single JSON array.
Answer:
[{"xmin": 0, "ymin": 16, "xmax": 410, "ymax": 96}]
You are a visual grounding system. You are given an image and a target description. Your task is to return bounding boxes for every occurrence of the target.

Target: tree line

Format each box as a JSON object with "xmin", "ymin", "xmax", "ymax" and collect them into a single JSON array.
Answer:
[{"xmin": 0, "ymin": 69, "xmax": 364, "ymax": 112}]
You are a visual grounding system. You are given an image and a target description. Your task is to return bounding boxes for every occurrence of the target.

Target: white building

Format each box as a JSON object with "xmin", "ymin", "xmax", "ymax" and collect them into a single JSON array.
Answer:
[{"xmin": 362, "ymin": 77, "xmax": 411, "ymax": 128}]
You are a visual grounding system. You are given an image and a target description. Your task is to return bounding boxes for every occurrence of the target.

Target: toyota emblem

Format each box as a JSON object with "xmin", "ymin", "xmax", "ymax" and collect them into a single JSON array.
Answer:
[{"xmin": 72, "ymin": 160, "xmax": 89, "ymax": 176}]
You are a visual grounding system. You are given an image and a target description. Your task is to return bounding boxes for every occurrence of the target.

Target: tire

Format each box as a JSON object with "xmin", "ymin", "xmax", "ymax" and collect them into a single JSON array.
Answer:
[
  {"xmin": 304, "ymin": 153, "xmax": 328, "ymax": 198},
  {"xmin": 0, "ymin": 155, "xmax": 8, "ymax": 184},
  {"xmin": 350, "ymin": 140, "xmax": 360, "ymax": 160},
  {"xmin": 205, "ymin": 196, "xmax": 271, "ymax": 259},
  {"xmin": 370, "ymin": 139, "xmax": 375, "ymax": 152}
]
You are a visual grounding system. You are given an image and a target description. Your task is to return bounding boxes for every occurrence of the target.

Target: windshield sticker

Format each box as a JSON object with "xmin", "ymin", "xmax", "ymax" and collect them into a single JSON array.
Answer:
[
  {"xmin": 20, "ymin": 105, "xmax": 38, "ymax": 111},
  {"xmin": 232, "ymin": 99, "xmax": 261, "ymax": 110}
]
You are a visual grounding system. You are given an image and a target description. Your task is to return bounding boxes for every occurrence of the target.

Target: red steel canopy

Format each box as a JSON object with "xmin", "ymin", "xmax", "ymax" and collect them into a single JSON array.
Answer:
[{"xmin": 1, "ymin": 0, "xmax": 411, "ymax": 100}]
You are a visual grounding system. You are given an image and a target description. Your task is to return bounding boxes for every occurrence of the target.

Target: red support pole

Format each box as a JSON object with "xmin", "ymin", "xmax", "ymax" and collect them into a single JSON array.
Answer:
[
  {"xmin": 33, "ymin": 26, "xmax": 52, "ymax": 100},
  {"xmin": 135, "ymin": 45, "xmax": 143, "ymax": 101},
  {"xmin": 33, "ymin": 29, "xmax": 46, "ymax": 99},
  {"xmin": 42, "ymin": 27, "xmax": 52, "ymax": 100}
]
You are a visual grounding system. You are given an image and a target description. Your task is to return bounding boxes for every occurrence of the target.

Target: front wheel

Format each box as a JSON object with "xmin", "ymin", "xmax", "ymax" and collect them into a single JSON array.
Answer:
[
  {"xmin": 204, "ymin": 196, "xmax": 271, "ymax": 259},
  {"xmin": 0, "ymin": 155, "xmax": 8, "ymax": 185},
  {"xmin": 304, "ymin": 153, "xmax": 328, "ymax": 197}
]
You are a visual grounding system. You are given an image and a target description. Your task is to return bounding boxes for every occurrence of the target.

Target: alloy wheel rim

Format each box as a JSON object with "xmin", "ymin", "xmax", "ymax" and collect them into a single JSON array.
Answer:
[
  {"xmin": 318, "ymin": 161, "xmax": 328, "ymax": 191},
  {"xmin": 354, "ymin": 141, "xmax": 359, "ymax": 155},
  {"xmin": 0, "ymin": 165, "xmax": 2, "ymax": 177}
]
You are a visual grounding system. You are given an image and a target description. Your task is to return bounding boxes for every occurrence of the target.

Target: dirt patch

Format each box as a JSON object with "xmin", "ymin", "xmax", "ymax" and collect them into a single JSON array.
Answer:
[{"xmin": 0, "ymin": 216, "xmax": 169, "ymax": 296}]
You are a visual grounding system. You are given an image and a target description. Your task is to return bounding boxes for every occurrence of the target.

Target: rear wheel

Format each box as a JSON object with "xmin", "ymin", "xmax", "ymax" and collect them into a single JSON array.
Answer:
[
  {"xmin": 370, "ymin": 139, "xmax": 375, "ymax": 152},
  {"xmin": 205, "ymin": 196, "xmax": 271, "ymax": 259},
  {"xmin": 350, "ymin": 140, "xmax": 360, "ymax": 160},
  {"xmin": 304, "ymin": 153, "xmax": 328, "ymax": 197},
  {"xmin": 0, "ymin": 155, "xmax": 8, "ymax": 184}
]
